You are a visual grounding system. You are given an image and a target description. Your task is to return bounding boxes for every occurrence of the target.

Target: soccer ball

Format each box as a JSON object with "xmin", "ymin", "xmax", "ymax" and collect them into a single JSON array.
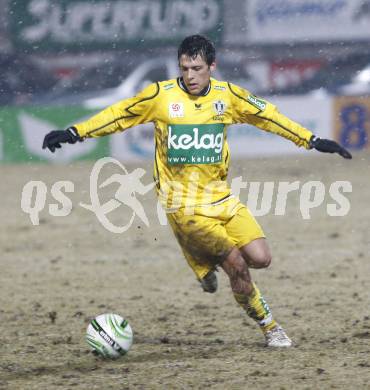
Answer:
[{"xmin": 86, "ymin": 313, "xmax": 133, "ymax": 358}]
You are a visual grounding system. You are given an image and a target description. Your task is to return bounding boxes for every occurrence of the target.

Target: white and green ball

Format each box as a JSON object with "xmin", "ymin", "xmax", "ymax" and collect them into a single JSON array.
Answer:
[{"xmin": 86, "ymin": 313, "xmax": 133, "ymax": 358}]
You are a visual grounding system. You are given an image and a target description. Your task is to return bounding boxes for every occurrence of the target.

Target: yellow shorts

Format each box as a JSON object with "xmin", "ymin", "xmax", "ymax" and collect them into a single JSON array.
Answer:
[{"xmin": 166, "ymin": 196, "xmax": 265, "ymax": 280}]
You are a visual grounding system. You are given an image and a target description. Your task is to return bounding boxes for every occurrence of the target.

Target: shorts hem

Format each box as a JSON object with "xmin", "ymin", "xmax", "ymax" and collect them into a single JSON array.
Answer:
[{"xmin": 236, "ymin": 234, "xmax": 266, "ymax": 249}]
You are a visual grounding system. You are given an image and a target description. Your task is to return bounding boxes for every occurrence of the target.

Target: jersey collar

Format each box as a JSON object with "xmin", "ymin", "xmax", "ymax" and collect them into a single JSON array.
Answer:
[{"xmin": 177, "ymin": 77, "xmax": 211, "ymax": 96}]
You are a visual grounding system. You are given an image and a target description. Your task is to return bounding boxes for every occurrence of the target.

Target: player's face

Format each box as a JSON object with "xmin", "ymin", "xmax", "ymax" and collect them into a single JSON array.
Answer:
[{"xmin": 179, "ymin": 54, "xmax": 216, "ymax": 95}]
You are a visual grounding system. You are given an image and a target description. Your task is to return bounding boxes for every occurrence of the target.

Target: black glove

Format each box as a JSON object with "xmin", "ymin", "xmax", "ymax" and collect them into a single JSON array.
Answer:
[
  {"xmin": 309, "ymin": 136, "xmax": 352, "ymax": 159},
  {"xmin": 42, "ymin": 127, "xmax": 81, "ymax": 153}
]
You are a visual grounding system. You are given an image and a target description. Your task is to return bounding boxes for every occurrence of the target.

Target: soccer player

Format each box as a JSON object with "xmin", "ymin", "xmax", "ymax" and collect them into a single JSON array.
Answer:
[{"xmin": 43, "ymin": 35, "xmax": 351, "ymax": 347}]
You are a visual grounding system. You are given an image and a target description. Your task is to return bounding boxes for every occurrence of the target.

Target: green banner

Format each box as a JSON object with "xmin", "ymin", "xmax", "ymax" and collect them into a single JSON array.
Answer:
[
  {"xmin": 9, "ymin": 0, "xmax": 223, "ymax": 52},
  {"xmin": 0, "ymin": 106, "xmax": 109, "ymax": 163}
]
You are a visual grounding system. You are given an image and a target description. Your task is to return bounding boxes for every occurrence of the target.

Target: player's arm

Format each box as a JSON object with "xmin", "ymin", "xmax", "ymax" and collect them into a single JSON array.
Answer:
[
  {"xmin": 228, "ymin": 83, "xmax": 351, "ymax": 159},
  {"xmin": 42, "ymin": 83, "xmax": 160, "ymax": 153}
]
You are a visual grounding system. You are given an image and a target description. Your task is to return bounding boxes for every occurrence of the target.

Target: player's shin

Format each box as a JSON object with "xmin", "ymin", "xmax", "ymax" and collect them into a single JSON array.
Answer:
[{"xmin": 233, "ymin": 283, "xmax": 277, "ymax": 333}]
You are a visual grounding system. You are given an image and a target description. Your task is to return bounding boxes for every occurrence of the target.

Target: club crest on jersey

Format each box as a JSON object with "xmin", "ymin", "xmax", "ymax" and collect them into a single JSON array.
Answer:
[
  {"xmin": 213, "ymin": 100, "xmax": 226, "ymax": 116},
  {"xmin": 169, "ymin": 102, "xmax": 184, "ymax": 118}
]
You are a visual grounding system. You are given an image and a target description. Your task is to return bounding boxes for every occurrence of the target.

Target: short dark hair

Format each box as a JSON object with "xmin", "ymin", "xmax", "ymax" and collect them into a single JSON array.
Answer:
[{"xmin": 178, "ymin": 35, "xmax": 216, "ymax": 66}]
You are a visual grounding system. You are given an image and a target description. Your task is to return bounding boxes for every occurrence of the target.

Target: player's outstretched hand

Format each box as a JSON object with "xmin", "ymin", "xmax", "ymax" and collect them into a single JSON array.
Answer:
[
  {"xmin": 42, "ymin": 127, "xmax": 81, "ymax": 153},
  {"xmin": 309, "ymin": 136, "xmax": 352, "ymax": 159}
]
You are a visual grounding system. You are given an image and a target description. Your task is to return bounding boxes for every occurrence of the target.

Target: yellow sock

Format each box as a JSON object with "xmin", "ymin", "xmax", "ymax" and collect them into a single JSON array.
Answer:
[{"xmin": 234, "ymin": 283, "xmax": 277, "ymax": 333}]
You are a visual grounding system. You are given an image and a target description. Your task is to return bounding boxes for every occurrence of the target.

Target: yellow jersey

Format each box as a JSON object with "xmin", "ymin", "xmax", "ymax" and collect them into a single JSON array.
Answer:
[{"xmin": 74, "ymin": 78, "xmax": 313, "ymax": 209}]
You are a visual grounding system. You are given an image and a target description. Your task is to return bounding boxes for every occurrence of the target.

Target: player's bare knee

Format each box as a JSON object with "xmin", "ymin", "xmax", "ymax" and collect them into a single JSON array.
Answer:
[
  {"xmin": 240, "ymin": 239, "xmax": 272, "ymax": 269},
  {"xmin": 234, "ymin": 261, "xmax": 248, "ymax": 279},
  {"xmin": 221, "ymin": 250, "xmax": 253, "ymax": 294},
  {"xmin": 229, "ymin": 257, "xmax": 250, "ymax": 282},
  {"xmin": 249, "ymin": 251, "xmax": 272, "ymax": 269},
  {"xmin": 222, "ymin": 248, "xmax": 250, "ymax": 278},
  {"xmin": 258, "ymin": 253, "xmax": 272, "ymax": 268},
  {"xmin": 231, "ymin": 265, "xmax": 252, "ymax": 295}
]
